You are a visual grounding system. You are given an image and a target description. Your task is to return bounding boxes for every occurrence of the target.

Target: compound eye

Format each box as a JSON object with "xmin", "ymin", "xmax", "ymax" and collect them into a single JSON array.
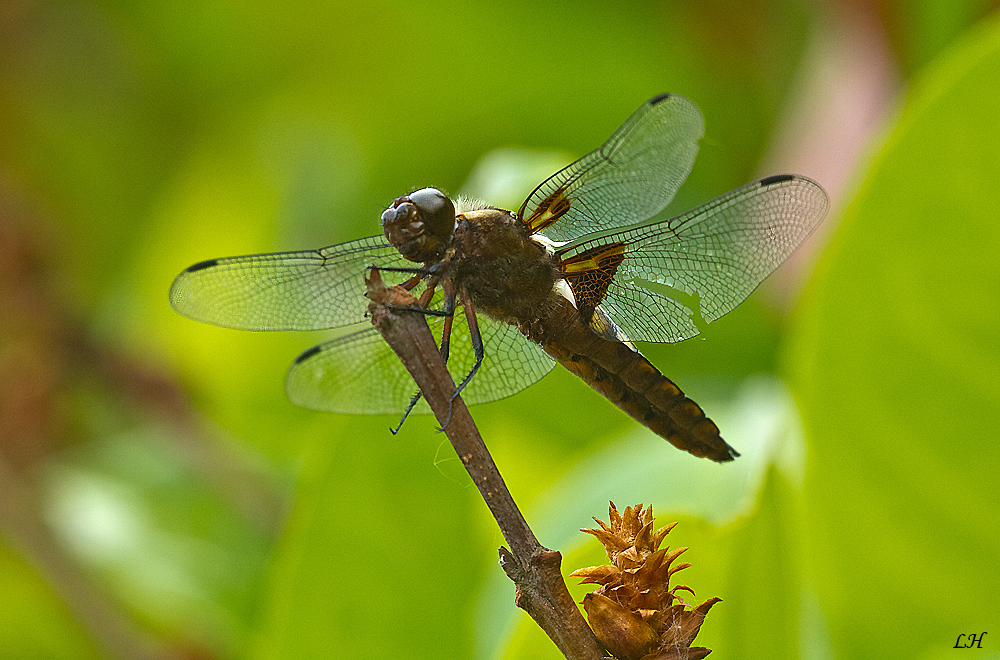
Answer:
[{"xmin": 407, "ymin": 188, "xmax": 456, "ymax": 237}]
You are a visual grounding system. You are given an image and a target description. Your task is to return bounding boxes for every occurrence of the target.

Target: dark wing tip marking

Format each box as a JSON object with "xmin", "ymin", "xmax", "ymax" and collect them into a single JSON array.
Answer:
[
  {"xmin": 186, "ymin": 258, "xmax": 219, "ymax": 273},
  {"xmin": 759, "ymin": 174, "xmax": 796, "ymax": 186},
  {"xmin": 294, "ymin": 345, "xmax": 323, "ymax": 364},
  {"xmin": 649, "ymin": 92, "xmax": 673, "ymax": 105}
]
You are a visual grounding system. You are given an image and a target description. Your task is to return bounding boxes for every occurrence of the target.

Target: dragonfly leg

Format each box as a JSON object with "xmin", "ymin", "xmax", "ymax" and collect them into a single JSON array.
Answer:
[
  {"xmin": 418, "ymin": 278, "xmax": 440, "ymax": 307},
  {"xmin": 397, "ymin": 307, "xmax": 454, "ymax": 318},
  {"xmin": 454, "ymin": 294, "xmax": 484, "ymax": 398},
  {"xmin": 391, "ymin": 391, "xmax": 423, "ymax": 435},
  {"xmin": 438, "ymin": 290, "xmax": 483, "ymax": 432},
  {"xmin": 391, "ymin": 283, "xmax": 457, "ymax": 434},
  {"xmin": 387, "ymin": 277, "xmax": 457, "ymax": 317},
  {"xmin": 379, "ymin": 265, "xmax": 435, "ymax": 276},
  {"xmin": 438, "ymin": 316, "xmax": 454, "ymax": 362},
  {"xmin": 400, "ymin": 273, "xmax": 424, "ymax": 291}
]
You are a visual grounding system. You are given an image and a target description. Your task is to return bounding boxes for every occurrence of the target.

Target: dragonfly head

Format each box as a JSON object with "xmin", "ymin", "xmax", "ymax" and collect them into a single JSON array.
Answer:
[{"xmin": 381, "ymin": 187, "xmax": 456, "ymax": 263}]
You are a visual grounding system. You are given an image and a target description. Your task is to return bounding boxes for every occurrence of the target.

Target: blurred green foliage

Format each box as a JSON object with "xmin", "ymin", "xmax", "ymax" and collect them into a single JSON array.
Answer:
[
  {"xmin": 1, "ymin": 1, "xmax": 998, "ymax": 659},
  {"xmin": 790, "ymin": 14, "xmax": 1000, "ymax": 659}
]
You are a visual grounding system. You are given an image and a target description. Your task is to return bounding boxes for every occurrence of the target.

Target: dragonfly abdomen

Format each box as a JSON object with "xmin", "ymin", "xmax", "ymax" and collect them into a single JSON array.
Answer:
[{"xmin": 531, "ymin": 300, "xmax": 738, "ymax": 462}]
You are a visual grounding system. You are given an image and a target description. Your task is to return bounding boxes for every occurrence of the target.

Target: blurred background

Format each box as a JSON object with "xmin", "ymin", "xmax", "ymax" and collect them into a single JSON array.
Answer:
[{"xmin": 2, "ymin": 0, "xmax": 999, "ymax": 658}]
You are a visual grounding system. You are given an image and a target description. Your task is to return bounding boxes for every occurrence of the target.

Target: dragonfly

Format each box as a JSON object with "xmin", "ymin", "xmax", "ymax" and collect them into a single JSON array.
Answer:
[{"xmin": 170, "ymin": 94, "xmax": 829, "ymax": 462}]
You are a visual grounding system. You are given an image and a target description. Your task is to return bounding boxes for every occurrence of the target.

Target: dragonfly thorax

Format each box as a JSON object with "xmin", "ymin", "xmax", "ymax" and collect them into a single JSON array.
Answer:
[{"xmin": 451, "ymin": 207, "xmax": 562, "ymax": 324}]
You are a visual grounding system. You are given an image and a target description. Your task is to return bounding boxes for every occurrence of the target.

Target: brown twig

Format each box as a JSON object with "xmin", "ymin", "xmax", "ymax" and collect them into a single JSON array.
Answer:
[{"xmin": 366, "ymin": 269, "xmax": 609, "ymax": 660}]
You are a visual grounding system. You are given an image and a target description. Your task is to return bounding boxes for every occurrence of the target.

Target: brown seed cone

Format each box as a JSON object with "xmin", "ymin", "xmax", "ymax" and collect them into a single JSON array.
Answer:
[
  {"xmin": 581, "ymin": 593, "xmax": 660, "ymax": 660},
  {"xmin": 570, "ymin": 502, "xmax": 719, "ymax": 660}
]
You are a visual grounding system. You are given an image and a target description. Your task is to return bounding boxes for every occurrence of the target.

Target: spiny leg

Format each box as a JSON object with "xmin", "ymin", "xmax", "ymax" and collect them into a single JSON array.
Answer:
[
  {"xmin": 391, "ymin": 391, "xmax": 424, "ymax": 435},
  {"xmin": 391, "ymin": 276, "xmax": 439, "ymax": 433},
  {"xmin": 456, "ymin": 291, "xmax": 484, "ymax": 395},
  {"xmin": 400, "ymin": 273, "xmax": 424, "ymax": 290},
  {"xmin": 387, "ymin": 275, "xmax": 458, "ymax": 317},
  {"xmin": 366, "ymin": 266, "xmax": 426, "ymax": 322},
  {"xmin": 438, "ymin": 289, "xmax": 484, "ymax": 432},
  {"xmin": 371, "ymin": 265, "xmax": 431, "ymax": 293},
  {"xmin": 381, "ymin": 256, "xmax": 451, "ymax": 296},
  {"xmin": 378, "ymin": 265, "xmax": 434, "ymax": 278},
  {"xmin": 438, "ymin": 307, "xmax": 454, "ymax": 363},
  {"xmin": 391, "ymin": 281, "xmax": 457, "ymax": 434},
  {"xmin": 377, "ymin": 263, "xmax": 447, "ymax": 300}
]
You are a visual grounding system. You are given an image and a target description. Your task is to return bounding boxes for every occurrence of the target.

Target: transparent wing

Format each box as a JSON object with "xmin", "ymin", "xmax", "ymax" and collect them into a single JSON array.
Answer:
[
  {"xmin": 517, "ymin": 94, "xmax": 704, "ymax": 242},
  {"xmin": 560, "ymin": 175, "xmax": 830, "ymax": 343},
  {"xmin": 169, "ymin": 235, "xmax": 413, "ymax": 331},
  {"xmin": 285, "ymin": 308, "xmax": 555, "ymax": 414}
]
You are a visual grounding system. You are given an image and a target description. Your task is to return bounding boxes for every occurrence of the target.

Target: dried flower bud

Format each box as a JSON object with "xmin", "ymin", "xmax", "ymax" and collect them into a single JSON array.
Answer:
[
  {"xmin": 570, "ymin": 502, "xmax": 719, "ymax": 660},
  {"xmin": 581, "ymin": 592, "xmax": 660, "ymax": 660}
]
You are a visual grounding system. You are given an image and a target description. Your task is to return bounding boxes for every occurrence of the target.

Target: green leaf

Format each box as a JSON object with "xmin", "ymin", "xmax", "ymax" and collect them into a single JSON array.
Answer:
[
  {"xmin": 0, "ymin": 546, "xmax": 102, "ymax": 659},
  {"xmin": 789, "ymin": 13, "xmax": 1000, "ymax": 659},
  {"xmin": 486, "ymin": 377, "xmax": 808, "ymax": 659},
  {"xmin": 887, "ymin": 0, "xmax": 996, "ymax": 73},
  {"xmin": 247, "ymin": 415, "xmax": 483, "ymax": 660}
]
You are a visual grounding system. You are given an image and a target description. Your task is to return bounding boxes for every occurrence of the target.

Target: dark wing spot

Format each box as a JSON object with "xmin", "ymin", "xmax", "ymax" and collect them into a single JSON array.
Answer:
[
  {"xmin": 561, "ymin": 243, "xmax": 627, "ymax": 323},
  {"xmin": 759, "ymin": 174, "xmax": 796, "ymax": 186},
  {"xmin": 294, "ymin": 345, "xmax": 323, "ymax": 364},
  {"xmin": 649, "ymin": 93, "xmax": 672, "ymax": 105},
  {"xmin": 186, "ymin": 259, "xmax": 219, "ymax": 273}
]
